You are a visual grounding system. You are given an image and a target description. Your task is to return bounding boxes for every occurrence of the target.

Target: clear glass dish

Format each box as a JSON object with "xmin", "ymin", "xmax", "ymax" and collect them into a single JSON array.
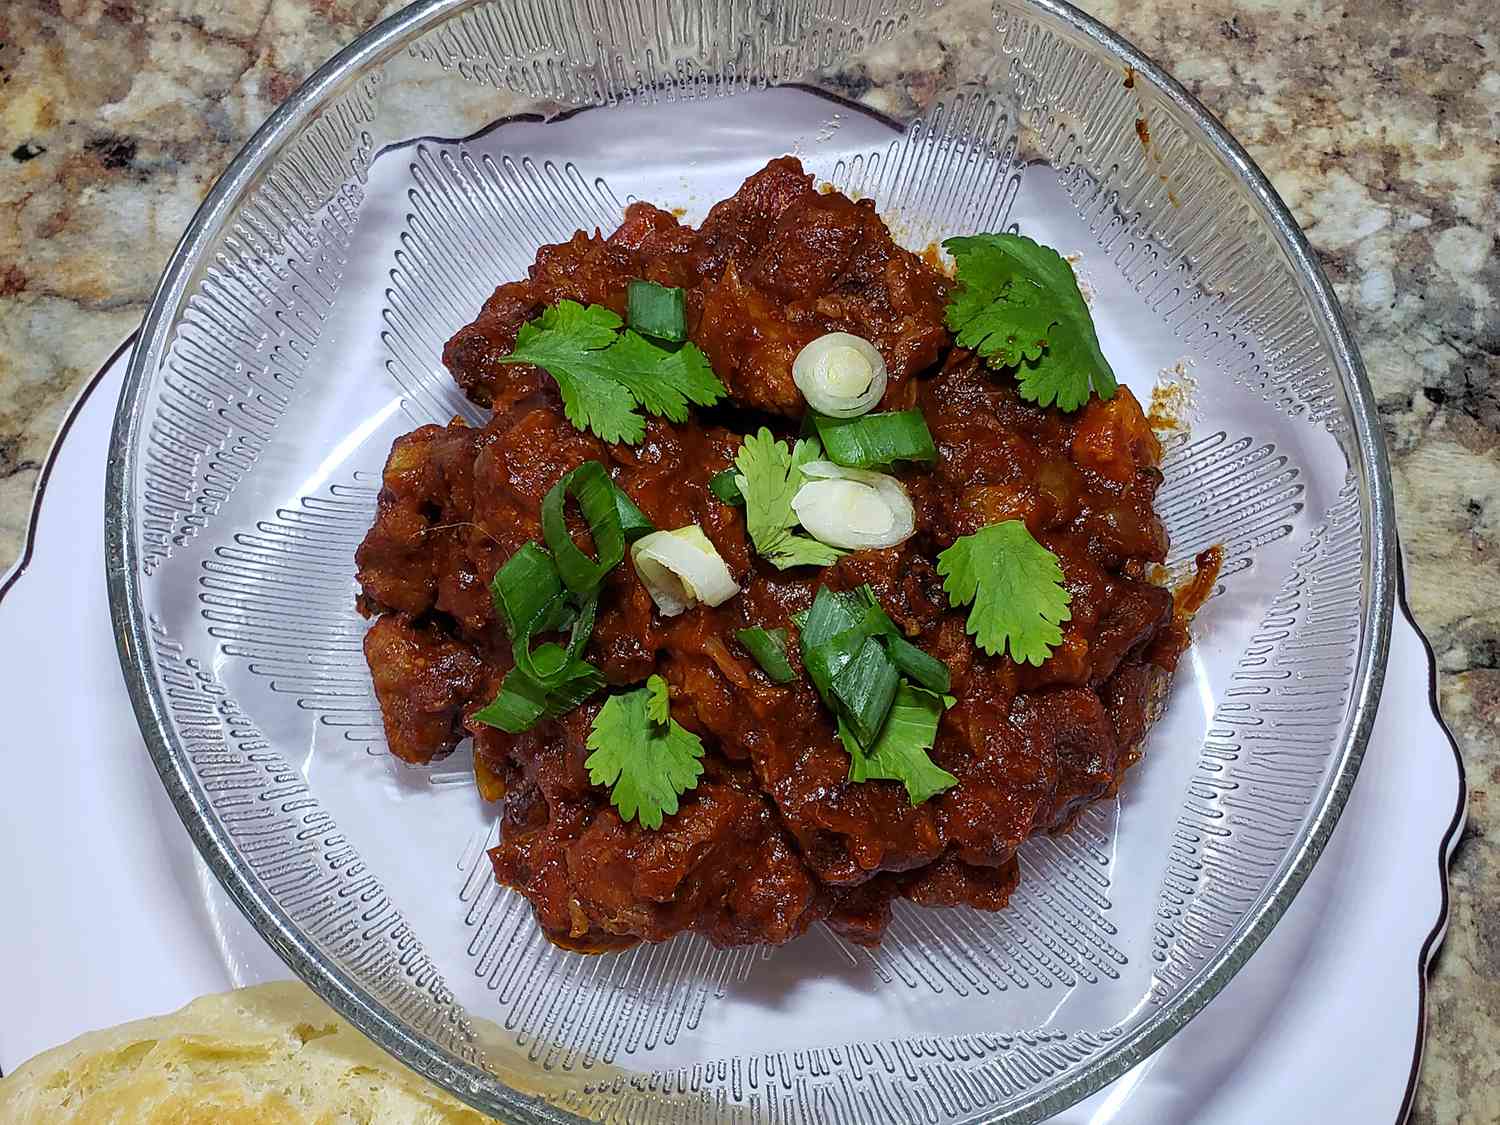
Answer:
[{"xmin": 105, "ymin": 1, "xmax": 1394, "ymax": 1121}]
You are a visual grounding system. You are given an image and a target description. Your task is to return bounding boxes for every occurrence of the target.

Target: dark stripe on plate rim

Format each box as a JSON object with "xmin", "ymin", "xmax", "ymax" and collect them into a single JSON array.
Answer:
[
  {"xmin": 1394, "ymin": 549, "xmax": 1469, "ymax": 1124},
  {"xmin": 0, "ymin": 331, "xmax": 137, "ymax": 605}
]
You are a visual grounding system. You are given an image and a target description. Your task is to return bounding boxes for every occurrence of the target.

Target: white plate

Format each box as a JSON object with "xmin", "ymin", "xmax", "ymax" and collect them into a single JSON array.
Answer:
[{"xmin": 0, "ymin": 340, "xmax": 1462, "ymax": 1122}]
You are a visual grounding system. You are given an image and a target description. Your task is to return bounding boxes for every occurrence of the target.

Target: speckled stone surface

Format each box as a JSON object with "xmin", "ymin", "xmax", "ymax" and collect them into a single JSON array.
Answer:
[{"xmin": 0, "ymin": 0, "xmax": 1494, "ymax": 1117}]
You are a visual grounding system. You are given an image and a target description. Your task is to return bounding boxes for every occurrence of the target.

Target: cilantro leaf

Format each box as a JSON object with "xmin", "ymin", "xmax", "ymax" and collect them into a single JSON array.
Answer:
[
  {"xmin": 606, "ymin": 330, "xmax": 726, "ymax": 422},
  {"xmin": 943, "ymin": 234, "xmax": 1118, "ymax": 412},
  {"xmin": 585, "ymin": 681, "xmax": 706, "ymax": 830},
  {"xmin": 840, "ymin": 684, "xmax": 957, "ymax": 805},
  {"xmin": 645, "ymin": 673, "xmax": 671, "ymax": 727},
  {"xmin": 499, "ymin": 300, "xmax": 728, "ymax": 444},
  {"xmin": 501, "ymin": 301, "xmax": 644, "ymax": 444},
  {"xmin": 733, "ymin": 428, "xmax": 844, "ymax": 570},
  {"xmin": 936, "ymin": 520, "xmax": 1072, "ymax": 666}
]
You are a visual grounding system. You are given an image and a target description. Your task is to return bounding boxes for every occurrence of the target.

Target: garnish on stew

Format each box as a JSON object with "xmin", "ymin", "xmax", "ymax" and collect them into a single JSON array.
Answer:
[
  {"xmin": 500, "ymin": 300, "xmax": 726, "ymax": 444},
  {"xmin": 944, "ymin": 233, "xmax": 1118, "ymax": 410},
  {"xmin": 584, "ymin": 675, "xmax": 706, "ymax": 830}
]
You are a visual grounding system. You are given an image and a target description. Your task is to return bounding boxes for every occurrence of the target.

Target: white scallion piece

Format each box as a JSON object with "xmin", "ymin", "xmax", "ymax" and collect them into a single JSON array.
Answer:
[
  {"xmin": 631, "ymin": 526, "xmax": 739, "ymax": 615},
  {"xmin": 791, "ymin": 461, "xmax": 915, "ymax": 550},
  {"xmin": 792, "ymin": 332, "xmax": 888, "ymax": 418}
]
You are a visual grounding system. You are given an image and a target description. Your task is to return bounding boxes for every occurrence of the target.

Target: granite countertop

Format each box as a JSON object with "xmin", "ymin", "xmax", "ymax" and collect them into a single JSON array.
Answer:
[{"xmin": 0, "ymin": 0, "xmax": 1494, "ymax": 1117}]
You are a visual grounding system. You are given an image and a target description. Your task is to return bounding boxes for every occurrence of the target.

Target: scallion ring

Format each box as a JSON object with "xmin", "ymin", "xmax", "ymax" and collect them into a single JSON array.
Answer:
[
  {"xmin": 610, "ymin": 481, "xmax": 656, "ymax": 543},
  {"xmin": 490, "ymin": 542, "xmax": 565, "ymax": 638},
  {"xmin": 540, "ymin": 461, "xmax": 626, "ymax": 595},
  {"xmin": 631, "ymin": 526, "xmax": 739, "ymax": 616},
  {"xmin": 792, "ymin": 332, "xmax": 888, "ymax": 418},
  {"xmin": 736, "ymin": 626, "xmax": 796, "ymax": 684},
  {"xmin": 830, "ymin": 635, "xmax": 900, "ymax": 746},
  {"xmin": 791, "ymin": 461, "xmax": 915, "ymax": 550}
]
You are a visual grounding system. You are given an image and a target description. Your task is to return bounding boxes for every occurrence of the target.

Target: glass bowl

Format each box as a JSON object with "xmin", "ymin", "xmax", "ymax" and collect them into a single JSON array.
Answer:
[{"xmin": 105, "ymin": 0, "xmax": 1394, "ymax": 1120}]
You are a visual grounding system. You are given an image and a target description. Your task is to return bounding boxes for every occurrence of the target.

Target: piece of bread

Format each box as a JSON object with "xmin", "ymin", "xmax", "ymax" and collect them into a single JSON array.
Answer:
[{"xmin": 0, "ymin": 981, "xmax": 494, "ymax": 1123}]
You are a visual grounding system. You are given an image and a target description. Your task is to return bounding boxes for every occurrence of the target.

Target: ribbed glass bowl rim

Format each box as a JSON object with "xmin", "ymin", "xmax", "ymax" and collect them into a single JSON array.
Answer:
[{"xmin": 104, "ymin": 0, "xmax": 1395, "ymax": 1120}]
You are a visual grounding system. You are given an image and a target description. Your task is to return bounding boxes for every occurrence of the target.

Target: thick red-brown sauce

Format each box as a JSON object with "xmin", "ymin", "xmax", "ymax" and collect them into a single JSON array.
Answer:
[{"xmin": 355, "ymin": 157, "xmax": 1207, "ymax": 952}]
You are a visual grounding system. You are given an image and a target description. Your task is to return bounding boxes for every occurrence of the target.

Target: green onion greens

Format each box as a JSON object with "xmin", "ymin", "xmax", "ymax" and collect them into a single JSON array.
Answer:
[
  {"xmin": 475, "ymin": 460, "xmax": 645, "ymax": 733},
  {"xmin": 811, "ymin": 410, "xmax": 938, "ymax": 470},
  {"xmin": 735, "ymin": 626, "xmax": 796, "ymax": 683},
  {"xmin": 626, "ymin": 279, "xmax": 688, "ymax": 343},
  {"xmin": 795, "ymin": 584, "xmax": 957, "ymax": 803}
]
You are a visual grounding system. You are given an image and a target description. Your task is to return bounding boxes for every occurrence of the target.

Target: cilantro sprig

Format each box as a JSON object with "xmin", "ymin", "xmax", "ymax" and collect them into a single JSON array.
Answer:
[
  {"xmin": 733, "ymin": 428, "xmax": 844, "ymax": 569},
  {"xmin": 585, "ymin": 674, "xmax": 706, "ymax": 829},
  {"xmin": 943, "ymin": 234, "xmax": 1118, "ymax": 412},
  {"xmin": 936, "ymin": 520, "xmax": 1073, "ymax": 666},
  {"xmin": 500, "ymin": 300, "xmax": 727, "ymax": 444}
]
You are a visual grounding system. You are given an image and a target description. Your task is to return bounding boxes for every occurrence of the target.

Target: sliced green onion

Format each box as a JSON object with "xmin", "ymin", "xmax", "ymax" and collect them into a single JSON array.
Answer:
[
  {"xmin": 514, "ymin": 638, "xmax": 570, "ymax": 686},
  {"xmin": 544, "ymin": 662, "xmax": 606, "ymax": 711},
  {"xmin": 830, "ymin": 635, "xmax": 900, "ymax": 746},
  {"xmin": 490, "ymin": 542, "xmax": 564, "ymax": 636},
  {"xmin": 709, "ymin": 468, "xmax": 745, "ymax": 505},
  {"xmin": 798, "ymin": 586, "xmax": 867, "ymax": 651},
  {"xmin": 792, "ymin": 461, "xmax": 915, "ymax": 550},
  {"xmin": 883, "ymin": 634, "xmax": 951, "ymax": 693},
  {"xmin": 473, "ymin": 658, "xmax": 605, "ymax": 734},
  {"xmin": 802, "ymin": 623, "xmax": 868, "ymax": 707},
  {"xmin": 812, "ymin": 410, "xmax": 937, "ymax": 469},
  {"xmin": 481, "ymin": 534, "xmax": 610, "ymax": 731},
  {"xmin": 517, "ymin": 590, "xmax": 600, "ymax": 685},
  {"xmin": 626, "ymin": 279, "xmax": 687, "ymax": 343},
  {"xmin": 844, "ymin": 586, "xmax": 951, "ymax": 693},
  {"xmin": 566, "ymin": 592, "xmax": 598, "ymax": 659},
  {"xmin": 611, "ymin": 481, "xmax": 656, "ymax": 543},
  {"xmin": 492, "ymin": 543, "xmax": 576, "ymax": 687},
  {"xmin": 473, "ymin": 673, "xmax": 549, "ymax": 733},
  {"xmin": 631, "ymin": 526, "xmax": 739, "ymax": 616},
  {"xmin": 800, "ymin": 597, "xmax": 890, "ymax": 708},
  {"xmin": 793, "ymin": 332, "xmax": 887, "ymax": 417},
  {"xmin": 736, "ymin": 626, "xmax": 796, "ymax": 683},
  {"xmin": 541, "ymin": 461, "xmax": 625, "ymax": 595},
  {"xmin": 799, "ymin": 584, "xmax": 952, "ymax": 738}
]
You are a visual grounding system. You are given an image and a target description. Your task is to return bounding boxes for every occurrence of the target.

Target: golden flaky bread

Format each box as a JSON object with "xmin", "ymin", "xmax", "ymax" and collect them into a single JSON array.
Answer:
[{"xmin": 0, "ymin": 981, "xmax": 497, "ymax": 1124}]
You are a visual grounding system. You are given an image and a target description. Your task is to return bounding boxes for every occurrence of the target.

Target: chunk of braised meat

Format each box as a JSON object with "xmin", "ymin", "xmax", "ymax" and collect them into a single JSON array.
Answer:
[
  {"xmin": 903, "ymin": 853, "xmax": 1021, "ymax": 912},
  {"xmin": 920, "ymin": 357, "xmax": 1167, "ymax": 561},
  {"xmin": 1100, "ymin": 661, "xmax": 1170, "ymax": 787},
  {"xmin": 566, "ymin": 780, "xmax": 824, "ymax": 947},
  {"xmin": 696, "ymin": 175, "xmax": 951, "ymax": 415},
  {"xmin": 825, "ymin": 876, "xmax": 901, "ymax": 947},
  {"xmin": 646, "ymin": 579, "xmax": 948, "ymax": 886},
  {"xmin": 442, "ymin": 156, "xmax": 950, "ymax": 418},
  {"xmin": 1014, "ymin": 687, "xmax": 1124, "ymax": 832},
  {"xmin": 822, "ymin": 853, "xmax": 1022, "ymax": 946},
  {"xmin": 363, "ymin": 614, "xmax": 484, "ymax": 764},
  {"xmin": 355, "ymin": 422, "xmax": 480, "ymax": 618},
  {"xmin": 442, "ymin": 232, "xmax": 643, "ymax": 411},
  {"xmin": 931, "ymin": 663, "xmax": 1056, "ymax": 869}
]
